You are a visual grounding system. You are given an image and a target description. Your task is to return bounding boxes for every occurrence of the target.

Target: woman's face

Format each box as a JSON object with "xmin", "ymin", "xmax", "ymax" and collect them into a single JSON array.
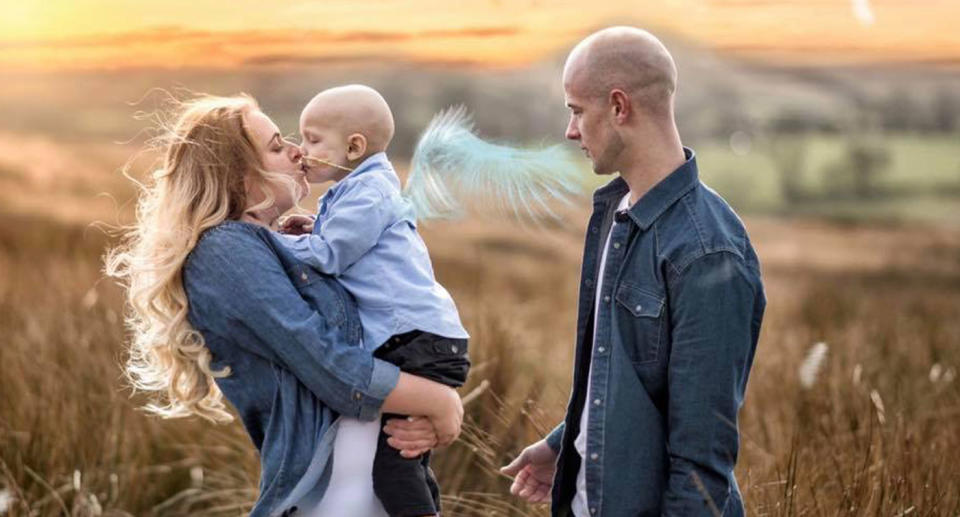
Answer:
[{"xmin": 243, "ymin": 109, "xmax": 308, "ymax": 214}]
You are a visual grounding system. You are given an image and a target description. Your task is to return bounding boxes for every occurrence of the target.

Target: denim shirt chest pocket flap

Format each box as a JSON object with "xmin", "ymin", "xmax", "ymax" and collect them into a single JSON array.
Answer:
[
  {"xmin": 286, "ymin": 263, "xmax": 346, "ymax": 328},
  {"xmin": 613, "ymin": 283, "xmax": 665, "ymax": 364}
]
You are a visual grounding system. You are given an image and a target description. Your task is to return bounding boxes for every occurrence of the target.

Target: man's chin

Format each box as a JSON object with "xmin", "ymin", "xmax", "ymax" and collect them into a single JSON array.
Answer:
[{"xmin": 591, "ymin": 163, "xmax": 614, "ymax": 175}]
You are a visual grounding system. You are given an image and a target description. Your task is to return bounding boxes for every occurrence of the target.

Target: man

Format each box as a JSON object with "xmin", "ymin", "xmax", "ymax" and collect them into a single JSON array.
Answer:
[{"xmin": 501, "ymin": 27, "xmax": 766, "ymax": 516}]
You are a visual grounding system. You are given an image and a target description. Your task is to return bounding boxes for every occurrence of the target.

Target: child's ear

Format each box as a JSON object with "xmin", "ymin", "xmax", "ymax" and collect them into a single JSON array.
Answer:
[{"xmin": 346, "ymin": 133, "xmax": 367, "ymax": 161}]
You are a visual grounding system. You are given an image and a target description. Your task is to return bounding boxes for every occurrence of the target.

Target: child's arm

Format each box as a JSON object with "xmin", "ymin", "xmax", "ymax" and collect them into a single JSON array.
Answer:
[{"xmin": 283, "ymin": 181, "xmax": 393, "ymax": 275}]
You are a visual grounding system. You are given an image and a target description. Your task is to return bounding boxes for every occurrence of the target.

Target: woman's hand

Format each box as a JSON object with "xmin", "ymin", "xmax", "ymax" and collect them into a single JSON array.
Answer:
[
  {"xmin": 427, "ymin": 386, "xmax": 464, "ymax": 447},
  {"xmin": 381, "ymin": 373, "xmax": 463, "ymax": 448},
  {"xmin": 383, "ymin": 416, "xmax": 437, "ymax": 458}
]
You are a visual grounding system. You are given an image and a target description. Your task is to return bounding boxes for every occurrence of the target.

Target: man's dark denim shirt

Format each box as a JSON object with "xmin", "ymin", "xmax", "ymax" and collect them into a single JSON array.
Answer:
[
  {"xmin": 546, "ymin": 148, "xmax": 766, "ymax": 516},
  {"xmin": 183, "ymin": 220, "xmax": 400, "ymax": 517}
]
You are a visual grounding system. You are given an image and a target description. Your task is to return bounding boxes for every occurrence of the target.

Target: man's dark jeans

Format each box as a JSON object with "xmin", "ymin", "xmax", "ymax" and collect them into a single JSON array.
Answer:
[{"xmin": 373, "ymin": 330, "xmax": 470, "ymax": 517}]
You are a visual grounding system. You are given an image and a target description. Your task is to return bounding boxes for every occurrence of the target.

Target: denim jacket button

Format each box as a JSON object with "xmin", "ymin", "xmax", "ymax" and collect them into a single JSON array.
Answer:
[
  {"xmin": 593, "ymin": 398, "xmax": 601, "ymax": 406},
  {"xmin": 603, "ymin": 295, "xmax": 610, "ymax": 303},
  {"xmin": 590, "ymin": 508, "xmax": 597, "ymax": 515},
  {"xmin": 451, "ymin": 345, "xmax": 459, "ymax": 353},
  {"xmin": 353, "ymin": 392, "xmax": 362, "ymax": 400},
  {"xmin": 635, "ymin": 304, "xmax": 642, "ymax": 312},
  {"xmin": 613, "ymin": 242, "xmax": 621, "ymax": 249},
  {"xmin": 300, "ymin": 272, "xmax": 308, "ymax": 281},
  {"xmin": 597, "ymin": 346, "xmax": 605, "ymax": 353},
  {"xmin": 590, "ymin": 452, "xmax": 599, "ymax": 460}
]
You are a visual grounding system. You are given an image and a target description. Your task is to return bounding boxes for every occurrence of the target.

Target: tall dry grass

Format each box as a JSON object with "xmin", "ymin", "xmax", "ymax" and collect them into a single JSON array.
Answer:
[{"xmin": 1, "ymin": 207, "xmax": 959, "ymax": 515}]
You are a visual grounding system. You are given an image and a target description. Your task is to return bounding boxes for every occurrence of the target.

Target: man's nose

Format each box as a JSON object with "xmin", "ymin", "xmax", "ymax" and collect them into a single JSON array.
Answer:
[{"xmin": 565, "ymin": 119, "xmax": 580, "ymax": 140}]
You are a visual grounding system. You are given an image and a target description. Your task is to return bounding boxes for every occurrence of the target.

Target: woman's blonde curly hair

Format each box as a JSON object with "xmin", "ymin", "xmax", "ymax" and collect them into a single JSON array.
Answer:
[{"xmin": 106, "ymin": 93, "xmax": 297, "ymax": 423}]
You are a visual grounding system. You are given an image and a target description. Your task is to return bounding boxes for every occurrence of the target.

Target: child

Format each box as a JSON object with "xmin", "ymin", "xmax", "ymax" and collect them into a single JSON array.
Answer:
[{"xmin": 279, "ymin": 84, "xmax": 469, "ymax": 517}]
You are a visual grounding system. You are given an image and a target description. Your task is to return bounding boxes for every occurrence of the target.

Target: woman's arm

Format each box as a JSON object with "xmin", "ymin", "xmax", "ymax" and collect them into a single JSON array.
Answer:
[
  {"xmin": 383, "ymin": 372, "xmax": 463, "ymax": 447},
  {"xmin": 187, "ymin": 225, "xmax": 464, "ymax": 447},
  {"xmin": 186, "ymin": 226, "xmax": 398, "ymax": 420}
]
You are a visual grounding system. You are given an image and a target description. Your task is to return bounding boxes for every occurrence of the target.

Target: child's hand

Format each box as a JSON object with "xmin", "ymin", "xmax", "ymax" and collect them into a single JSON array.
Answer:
[{"xmin": 278, "ymin": 214, "xmax": 315, "ymax": 235}]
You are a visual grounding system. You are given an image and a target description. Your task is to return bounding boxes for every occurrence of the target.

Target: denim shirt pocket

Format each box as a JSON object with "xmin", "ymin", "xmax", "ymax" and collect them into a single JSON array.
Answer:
[
  {"xmin": 614, "ymin": 283, "xmax": 665, "ymax": 364},
  {"xmin": 285, "ymin": 263, "xmax": 346, "ymax": 328}
]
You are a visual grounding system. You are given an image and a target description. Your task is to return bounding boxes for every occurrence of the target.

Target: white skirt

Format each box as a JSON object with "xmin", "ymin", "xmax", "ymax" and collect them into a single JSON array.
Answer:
[{"xmin": 305, "ymin": 417, "xmax": 389, "ymax": 517}]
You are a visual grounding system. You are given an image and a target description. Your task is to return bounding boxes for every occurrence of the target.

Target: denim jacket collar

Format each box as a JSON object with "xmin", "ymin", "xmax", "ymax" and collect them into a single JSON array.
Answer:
[{"xmin": 593, "ymin": 147, "xmax": 699, "ymax": 231}]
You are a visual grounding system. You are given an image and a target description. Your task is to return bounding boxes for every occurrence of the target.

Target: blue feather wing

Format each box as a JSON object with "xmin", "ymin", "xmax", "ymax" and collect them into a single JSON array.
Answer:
[{"xmin": 403, "ymin": 106, "xmax": 585, "ymax": 222}]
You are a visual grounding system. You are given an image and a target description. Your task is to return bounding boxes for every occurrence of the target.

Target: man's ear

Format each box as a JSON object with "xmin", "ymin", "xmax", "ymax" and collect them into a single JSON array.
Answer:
[
  {"xmin": 610, "ymin": 89, "xmax": 631, "ymax": 124},
  {"xmin": 346, "ymin": 133, "xmax": 368, "ymax": 161}
]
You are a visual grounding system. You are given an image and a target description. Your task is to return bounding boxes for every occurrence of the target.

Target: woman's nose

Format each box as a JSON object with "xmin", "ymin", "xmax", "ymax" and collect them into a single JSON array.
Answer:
[{"xmin": 288, "ymin": 143, "xmax": 303, "ymax": 161}]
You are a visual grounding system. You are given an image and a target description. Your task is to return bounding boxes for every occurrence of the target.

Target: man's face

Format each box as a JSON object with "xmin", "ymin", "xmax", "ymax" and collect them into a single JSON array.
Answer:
[{"xmin": 563, "ymin": 74, "xmax": 623, "ymax": 176}]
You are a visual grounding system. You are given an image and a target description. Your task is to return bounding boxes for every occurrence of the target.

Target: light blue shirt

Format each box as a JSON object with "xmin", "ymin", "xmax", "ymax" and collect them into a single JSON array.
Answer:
[{"xmin": 279, "ymin": 152, "xmax": 469, "ymax": 350}]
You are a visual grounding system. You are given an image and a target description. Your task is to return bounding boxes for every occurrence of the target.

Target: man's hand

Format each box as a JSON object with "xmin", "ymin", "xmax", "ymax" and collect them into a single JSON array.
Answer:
[
  {"xmin": 278, "ymin": 214, "xmax": 315, "ymax": 235},
  {"xmin": 500, "ymin": 439, "xmax": 558, "ymax": 503},
  {"xmin": 383, "ymin": 416, "xmax": 437, "ymax": 458}
]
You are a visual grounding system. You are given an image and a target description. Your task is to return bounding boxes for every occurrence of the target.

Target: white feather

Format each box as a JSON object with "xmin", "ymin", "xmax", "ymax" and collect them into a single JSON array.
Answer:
[{"xmin": 799, "ymin": 341, "xmax": 828, "ymax": 389}]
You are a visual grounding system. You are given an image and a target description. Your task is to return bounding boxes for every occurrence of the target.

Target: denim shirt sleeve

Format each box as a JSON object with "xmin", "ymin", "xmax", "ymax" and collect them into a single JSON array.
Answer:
[
  {"xmin": 545, "ymin": 422, "xmax": 565, "ymax": 453},
  {"xmin": 661, "ymin": 250, "xmax": 760, "ymax": 514},
  {"xmin": 284, "ymin": 180, "xmax": 391, "ymax": 276},
  {"xmin": 190, "ymin": 226, "xmax": 400, "ymax": 421}
]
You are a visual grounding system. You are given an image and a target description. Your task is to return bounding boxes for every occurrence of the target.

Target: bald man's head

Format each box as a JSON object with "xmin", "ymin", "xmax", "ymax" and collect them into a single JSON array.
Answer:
[
  {"xmin": 562, "ymin": 28, "xmax": 680, "ymax": 176},
  {"xmin": 563, "ymin": 27, "xmax": 677, "ymax": 117}
]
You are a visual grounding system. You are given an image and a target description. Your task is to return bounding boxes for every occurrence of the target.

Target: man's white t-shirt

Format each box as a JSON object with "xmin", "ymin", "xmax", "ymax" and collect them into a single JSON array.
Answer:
[{"xmin": 572, "ymin": 193, "xmax": 631, "ymax": 517}]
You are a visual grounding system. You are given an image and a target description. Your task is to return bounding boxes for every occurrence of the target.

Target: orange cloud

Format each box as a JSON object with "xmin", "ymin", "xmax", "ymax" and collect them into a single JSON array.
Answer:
[{"xmin": 0, "ymin": 26, "xmax": 526, "ymax": 70}]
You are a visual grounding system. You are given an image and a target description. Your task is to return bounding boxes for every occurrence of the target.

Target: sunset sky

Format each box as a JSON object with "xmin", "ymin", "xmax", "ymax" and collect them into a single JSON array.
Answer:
[{"xmin": 2, "ymin": 0, "xmax": 959, "ymax": 70}]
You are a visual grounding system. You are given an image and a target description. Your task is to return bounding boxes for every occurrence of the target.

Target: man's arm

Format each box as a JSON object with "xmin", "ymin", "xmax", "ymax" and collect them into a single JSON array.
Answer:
[
  {"xmin": 662, "ymin": 250, "xmax": 760, "ymax": 514},
  {"xmin": 282, "ymin": 181, "xmax": 392, "ymax": 275}
]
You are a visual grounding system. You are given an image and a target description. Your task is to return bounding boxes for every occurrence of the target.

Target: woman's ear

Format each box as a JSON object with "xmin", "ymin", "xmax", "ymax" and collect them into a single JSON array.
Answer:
[{"xmin": 346, "ymin": 133, "xmax": 368, "ymax": 161}]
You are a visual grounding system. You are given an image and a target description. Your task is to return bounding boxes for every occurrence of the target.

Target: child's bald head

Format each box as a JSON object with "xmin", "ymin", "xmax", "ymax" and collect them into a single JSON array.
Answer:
[
  {"xmin": 301, "ymin": 84, "xmax": 395, "ymax": 155},
  {"xmin": 298, "ymin": 84, "xmax": 395, "ymax": 183}
]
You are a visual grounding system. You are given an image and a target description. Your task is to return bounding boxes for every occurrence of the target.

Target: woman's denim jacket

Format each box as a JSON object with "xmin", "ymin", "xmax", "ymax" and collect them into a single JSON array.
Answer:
[{"xmin": 183, "ymin": 220, "xmax": 400, "ymax": 516}]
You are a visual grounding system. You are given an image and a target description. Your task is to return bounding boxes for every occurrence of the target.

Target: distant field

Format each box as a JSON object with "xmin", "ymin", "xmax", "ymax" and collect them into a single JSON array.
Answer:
[{"xmin": 693, "ymin": 132, "xmax": 960, "ymax": 224}]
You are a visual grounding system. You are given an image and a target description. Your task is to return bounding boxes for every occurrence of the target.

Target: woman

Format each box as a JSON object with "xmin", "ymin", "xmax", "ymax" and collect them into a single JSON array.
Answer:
[{"xmin": 107, "ymin": 94, "xmax": 462, "ymax": 516}]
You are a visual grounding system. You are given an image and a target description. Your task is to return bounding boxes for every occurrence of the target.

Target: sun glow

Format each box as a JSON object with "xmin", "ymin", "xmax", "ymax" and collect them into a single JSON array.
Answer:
[{"xmin": 1, "ymin": 0, "xmax": 958, "ymax": 70}]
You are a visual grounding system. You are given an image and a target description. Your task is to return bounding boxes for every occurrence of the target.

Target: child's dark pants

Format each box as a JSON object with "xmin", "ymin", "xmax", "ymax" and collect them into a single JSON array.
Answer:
[{"xmin": 373, "ymin": 330, "xmax": 470, "ymax": 517}]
